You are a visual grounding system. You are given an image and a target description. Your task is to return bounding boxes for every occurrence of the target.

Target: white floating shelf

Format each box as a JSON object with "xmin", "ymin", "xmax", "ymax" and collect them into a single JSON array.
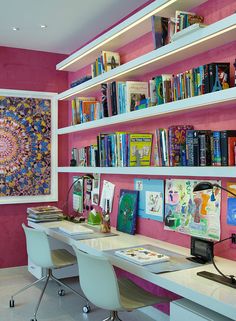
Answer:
[
  {"xmin": 57, "ymin": 14, "xmax": 236, "ymax": 100},
  {"xmin": 56, "ymin": 0, "xmax": 207, "ymax": 72},
  {"xmin": 57, "ymin": 166, "xmax": 236, "ymax": 178},
  {"xmin": 57, "ymin": 87, "xmax": 236, "ymax": 135}
]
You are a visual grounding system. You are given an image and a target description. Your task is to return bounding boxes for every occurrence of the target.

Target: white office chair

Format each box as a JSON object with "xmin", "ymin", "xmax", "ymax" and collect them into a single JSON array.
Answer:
[
  {"xmin": 72, "ymin": 243, "xmax": 171, "ymax": 321},
  {"xmin": 9, "ymin": 224, "xmax": 90, "ymax": 321}
]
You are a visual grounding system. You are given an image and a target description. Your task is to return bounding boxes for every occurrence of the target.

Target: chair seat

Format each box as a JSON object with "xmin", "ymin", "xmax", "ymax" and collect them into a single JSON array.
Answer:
[
  {"xmin": 118, "ymin": 278, "xmax": 169, "ymax": 311},
  {"xmin": 51, "ymin": 249, "xmax": 77, "ymax": 268}
]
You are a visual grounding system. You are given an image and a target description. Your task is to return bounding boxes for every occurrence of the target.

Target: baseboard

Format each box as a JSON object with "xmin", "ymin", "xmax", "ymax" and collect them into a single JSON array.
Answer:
[{"xmin": 139, "ymin": 306, "xmax": 169, "ymax": 321}]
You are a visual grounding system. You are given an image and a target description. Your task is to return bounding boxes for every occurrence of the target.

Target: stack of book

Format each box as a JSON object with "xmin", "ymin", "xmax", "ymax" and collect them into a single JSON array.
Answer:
[{"xmin": 27, "ymin": 206, "xmax": 64, "ymax": 223}]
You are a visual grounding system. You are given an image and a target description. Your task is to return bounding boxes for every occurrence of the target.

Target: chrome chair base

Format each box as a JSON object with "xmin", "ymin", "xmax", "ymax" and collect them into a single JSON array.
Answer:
[
  {"xmin": 103, "ymin": 311, "xmax": 122, "ymax": 321},
  {"xmin": 10, "ymin": 268, "xmax": 90, "ymax": 320}
]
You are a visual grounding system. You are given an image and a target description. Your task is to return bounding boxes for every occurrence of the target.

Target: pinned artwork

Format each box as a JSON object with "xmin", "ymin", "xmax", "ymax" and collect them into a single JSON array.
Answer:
[
  {"xmin": 164, "ymin": 179, "xmax": 221, "ymax": 240},
  {"xmin": 0, "ymin": 90, "xmax": 57, "ymax": 204},
  {"xmin": 134, "ymin": 178, "xmax": 164, "ymax": 221},
  {"xmin": 226, "ymin": 182, "xmax": 236, "ymax": 226}
]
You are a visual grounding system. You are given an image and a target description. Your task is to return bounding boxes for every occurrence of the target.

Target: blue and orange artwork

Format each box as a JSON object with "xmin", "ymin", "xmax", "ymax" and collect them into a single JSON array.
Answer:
[
  {"xmin": 226, "ymin": 182, "xmax": 236, "ymax": 226},
  {"xmin": 0, "ymin": 96, "xmax": 51, "ymax": 196},
  {"xmin": 164, "ymin": 179, "xmax": 221, "ymax": 241}
]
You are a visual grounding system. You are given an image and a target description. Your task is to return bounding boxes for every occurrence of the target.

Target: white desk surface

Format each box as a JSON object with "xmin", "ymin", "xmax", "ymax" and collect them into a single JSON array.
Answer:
[{"xmin": 28, "ymin": 220, "xmax": 236, "ymax": 320}]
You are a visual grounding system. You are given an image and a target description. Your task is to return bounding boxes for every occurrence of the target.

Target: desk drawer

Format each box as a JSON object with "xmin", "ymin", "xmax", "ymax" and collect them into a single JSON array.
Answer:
[{"xmin": 170, "ymin": 299, "xmax": 233, "ymax": 321}]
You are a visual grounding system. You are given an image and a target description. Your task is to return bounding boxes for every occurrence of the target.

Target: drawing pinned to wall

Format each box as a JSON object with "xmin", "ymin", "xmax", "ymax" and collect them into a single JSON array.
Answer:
[
  {"xmin": 0, "ymin": 89, "xmax": 57, "ymax": 204},
  {"xmin": 164, "ymin": 179, "xmax": 221, "ymax": 240},
  {"xmin": 100, "ymin": 180, "xmax": 115, "ymax": 212},
  {"xmin": 91, "ymin": 173, "xmax": 100, "ymax": 206},
  {"xmin": 134, "ymin": 178, "xmax": 164, "ymax": 221},
  {"xmin": 226, "ymin": 182, "xmax": 236, "ymax": 226}
]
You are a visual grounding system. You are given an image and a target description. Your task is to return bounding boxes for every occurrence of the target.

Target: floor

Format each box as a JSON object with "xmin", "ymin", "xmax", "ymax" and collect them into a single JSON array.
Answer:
[{"xmin": 0, "ymin": 266, "xmax": 157, "ymax": 321}]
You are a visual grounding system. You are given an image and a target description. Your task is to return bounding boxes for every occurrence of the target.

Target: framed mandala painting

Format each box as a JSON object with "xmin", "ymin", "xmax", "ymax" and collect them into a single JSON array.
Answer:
[{"xmin": 0, "ymin": 89, "xmax": 58, "ymax": 204}]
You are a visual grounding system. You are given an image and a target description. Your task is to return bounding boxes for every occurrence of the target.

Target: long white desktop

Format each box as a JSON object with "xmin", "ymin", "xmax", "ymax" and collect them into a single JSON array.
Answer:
[{"xmin": 28, "ymin": 220, "xmax": 236, "ymax": 321}]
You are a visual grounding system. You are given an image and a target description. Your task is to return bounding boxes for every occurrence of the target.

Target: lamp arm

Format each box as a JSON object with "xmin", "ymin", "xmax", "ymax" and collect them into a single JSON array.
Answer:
[{"xmin": 213, "ymin": 184, "xmax": 236, "ymax": 198}]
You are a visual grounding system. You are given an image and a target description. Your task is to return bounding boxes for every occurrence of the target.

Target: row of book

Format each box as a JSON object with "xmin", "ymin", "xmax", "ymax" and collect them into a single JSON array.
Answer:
[
  {"xmin": 155, "ymin": 127, "xmax": 236, "ymax": 167},
  {"xmin": 151, "ymin": 10, "xmax": 204, "ymax": 50},
  {"xmin": 27, "ymin": 206, "xmax": 64, "ymax": 223},
  {"xmin": 71, "ymin": 132, "xmax": 153, "ymax": 168},
  {"xmin": 91, "ymin": 50, "xmax": 120, "ymax": 78},
  {"xmin": 71, "ymin": 81, "xmax": 149, "ymax": 125},
  {"xmin": 151, "ymin": 62, "xmax": 230, "ymax": 106},
  {"xmin": 71, "ymin": 60, "xmax": 231, "ymax": 125},
  {"xmin": 71, "ymin": 128, "xmax": 236, "ymax": 168},
  {"xmin": 71, "ymin": 97, "xmax": 103, "ymax": 125}
]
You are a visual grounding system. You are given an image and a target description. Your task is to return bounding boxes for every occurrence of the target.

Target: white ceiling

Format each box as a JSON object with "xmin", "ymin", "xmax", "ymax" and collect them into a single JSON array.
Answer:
[{"xmin": 0, "ymin": 0, "xmax": 150, "ymax": 55}]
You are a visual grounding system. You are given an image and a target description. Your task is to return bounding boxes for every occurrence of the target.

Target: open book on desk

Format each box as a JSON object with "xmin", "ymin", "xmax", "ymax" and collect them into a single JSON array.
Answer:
[
  {"xmin": 115, "ymin": 246, "xmax": 170, "ymax": 266},
  {"xmin": 59, "ymin": 224, "xmax": 94, "ymax": 235}
]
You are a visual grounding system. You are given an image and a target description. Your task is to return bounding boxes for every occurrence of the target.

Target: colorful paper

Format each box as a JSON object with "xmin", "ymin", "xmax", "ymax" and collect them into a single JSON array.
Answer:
[{"xmin": 164, "ymin": 179, "xmax": 221, "ymax": 240}]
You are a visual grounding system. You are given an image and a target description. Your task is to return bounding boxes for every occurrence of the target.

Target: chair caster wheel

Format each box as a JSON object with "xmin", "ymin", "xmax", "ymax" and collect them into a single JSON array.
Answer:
[
  {"xmin": 82, "ymin": 304, "xmax": 90, "ymax": 313},
  {"xmin": 30, "ymin": 319, "xmax": 37, "ymax": 321},
  {"xmin": 58, "ymin": 289, "xmax": 65, "ymax": 296},
  {"xmin": 9, "ymin": 299, "xmax": 15, "ymax": 308}
]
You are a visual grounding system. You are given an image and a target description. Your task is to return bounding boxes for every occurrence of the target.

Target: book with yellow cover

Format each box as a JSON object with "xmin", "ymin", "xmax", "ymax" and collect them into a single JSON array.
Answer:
[{"xmin": 128, "ymin": 133, "xmax": 153, "ymax": 166}]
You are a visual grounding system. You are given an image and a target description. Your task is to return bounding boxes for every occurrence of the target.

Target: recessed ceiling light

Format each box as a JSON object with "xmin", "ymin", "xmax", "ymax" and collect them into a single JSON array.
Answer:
[
  {"xmin": 40, "ymin": 24, "xmax": 47, "ymax": 29},
  {"xmin": 12, "ymin": 27, "xmax": 19, "ymax": 31}
]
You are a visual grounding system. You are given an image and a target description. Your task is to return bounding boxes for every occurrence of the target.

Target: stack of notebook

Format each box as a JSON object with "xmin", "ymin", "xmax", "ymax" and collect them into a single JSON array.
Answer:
[{"xmin": 27, "ymin": 206, "xmax": 64, "ymax": 222}]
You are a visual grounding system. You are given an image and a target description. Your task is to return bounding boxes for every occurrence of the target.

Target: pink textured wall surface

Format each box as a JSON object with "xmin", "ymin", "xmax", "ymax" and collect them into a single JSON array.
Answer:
[
  {"xmin": 66, "ymin": 0, "xmax": 236, "ymax": 260},
  {"xmin": 0, "ymin": 46, "xmax": 68, "ymax": 268},
  {"xmin": 64, "ymin": 0, "xmax": 236, "ymax": 314}
]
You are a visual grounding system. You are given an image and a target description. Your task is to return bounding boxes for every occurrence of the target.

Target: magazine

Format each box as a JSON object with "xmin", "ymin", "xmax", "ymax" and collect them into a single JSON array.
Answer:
[{"xmin": 115, "ymin": 247, "xmax": 170, "ymax": 265}]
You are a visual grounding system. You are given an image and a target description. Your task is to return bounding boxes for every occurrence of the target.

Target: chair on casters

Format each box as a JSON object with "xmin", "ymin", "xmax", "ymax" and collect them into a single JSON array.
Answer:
[
  {"xmin": 9, "ymin": 224, "xmax": 90, "ymax": 321},
  {"xmin": 72, "ymin": 243, "xmax": 171, "ymax": 321}
]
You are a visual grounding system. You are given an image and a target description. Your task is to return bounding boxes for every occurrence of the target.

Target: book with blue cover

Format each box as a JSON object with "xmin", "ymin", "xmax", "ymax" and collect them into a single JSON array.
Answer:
[{"xmin": 116, "ymin": 189, "xmax": 139, "ymax": 235}]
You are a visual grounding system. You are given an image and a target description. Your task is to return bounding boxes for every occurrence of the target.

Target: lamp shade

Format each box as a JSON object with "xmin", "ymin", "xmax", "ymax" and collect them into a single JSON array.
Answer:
[
  {"xmin": 193, "ymin": 181, "xmax": 236, "ymax": 198},
  {"xmin": 193, "ymin": 182, "xmax": 215, "ymax": 192}
]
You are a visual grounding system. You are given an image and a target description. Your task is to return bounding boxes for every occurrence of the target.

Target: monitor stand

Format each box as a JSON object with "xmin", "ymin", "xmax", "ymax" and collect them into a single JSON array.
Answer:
[{"xmin": 186, "ymin": 256, "xmax": 208, "ymax": 264}]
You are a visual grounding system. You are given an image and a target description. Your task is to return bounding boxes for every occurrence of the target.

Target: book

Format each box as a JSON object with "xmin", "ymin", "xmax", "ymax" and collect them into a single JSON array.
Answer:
[
  {"xmin": 27, "ymin": 206, "xmax": 63, "ymax": 215},
  {"xmin": 116, "ymin": 189, "xmax": 139, "ymax": 235},
  {"xmin": 168, "ymin": 125, "xmax": 194, "ymax": 166},
  {"xmin": 101, "ymin": 51, "xmax": 120, "ymax": 72},
  {"xmin": 125, "ymin": 81, "xmax": 149, "ymax": 112},
  {"xmin": 208, "ymin": 62, "xmax": 230, "ymax": 92},
  {"xmin": 220, "ymin": 130, "xmax": 236, "ymax": 166},
  {"xmin": 115, "ymin": 246, "xmax": 170, "ymax": 265},
  {"xmin": 198, "ymin": 130, "xmax": 212, "ymax": 166},
  {"xmin": 128, "ymin": 133, "xmax": 153, "ymax": 166},
  {"xmin": 151, "ymin": 15, "xmax": 169, "ymax": 49},
  {"xmin": 58, "ymin": 224, "xmax": 94, "ymax": 235}
]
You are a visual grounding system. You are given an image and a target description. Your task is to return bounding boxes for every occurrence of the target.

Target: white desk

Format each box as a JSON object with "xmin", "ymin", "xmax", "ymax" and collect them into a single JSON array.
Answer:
[{"xmin": 28, "ymin": 221, "xmax": 236, "ymax": 320}]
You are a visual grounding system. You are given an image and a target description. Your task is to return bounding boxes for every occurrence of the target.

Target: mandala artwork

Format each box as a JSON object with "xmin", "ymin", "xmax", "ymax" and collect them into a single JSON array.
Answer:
[{"xmin": 0, "ymin": 96, "xmax": 51, "ymax": 196}]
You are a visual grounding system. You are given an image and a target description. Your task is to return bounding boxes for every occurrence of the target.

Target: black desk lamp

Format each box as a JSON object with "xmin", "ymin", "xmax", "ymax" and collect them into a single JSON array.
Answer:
[{"xmin": 193, "ymin": 181, "xmax": 236, "ymax": 288}]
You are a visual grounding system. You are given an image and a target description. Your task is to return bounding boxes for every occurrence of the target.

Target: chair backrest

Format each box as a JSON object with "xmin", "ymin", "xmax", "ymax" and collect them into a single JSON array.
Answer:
[
  {"xmin": 72, "ymin": 244, "xmax": 122, "ymax": 310},
  {"xmin": 22, "ymin": 224, "xmax": 54, "ymax": 268}
]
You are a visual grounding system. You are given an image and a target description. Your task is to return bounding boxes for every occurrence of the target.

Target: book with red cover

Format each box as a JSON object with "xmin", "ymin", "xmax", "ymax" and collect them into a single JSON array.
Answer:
[{"xmin": 228, "ymin": 136, "xmax": 236, "ymax": 166}]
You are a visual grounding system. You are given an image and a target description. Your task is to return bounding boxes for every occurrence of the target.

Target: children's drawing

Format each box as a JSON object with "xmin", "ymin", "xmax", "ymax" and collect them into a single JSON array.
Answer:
[
  {"xmin": 145, "ymin": 191, "xmax": 163, "ymax": 218},
  {"xmin": 134, "ymin": 179, "xmax": 164, "ymax": 221},
  {"xmin": 164, "ymin": 179, "xmax": 221, "ymax": 240},
  {"xmin": 226, "ymin": 182, "xmax": 236, "ymax": 226}
]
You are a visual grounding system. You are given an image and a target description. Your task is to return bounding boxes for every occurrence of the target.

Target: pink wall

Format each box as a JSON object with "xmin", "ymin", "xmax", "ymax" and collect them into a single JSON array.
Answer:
[
  {"xmin": 66, "ymin": 0, "xmax": 236, "ymax": 260},
  {"xmin": 64, "ymin": 1, "xmax": 236, "ymax": 314},
  {"xmin": 0, "ymin": 46, "xmax": 68, "ymax": 268}
]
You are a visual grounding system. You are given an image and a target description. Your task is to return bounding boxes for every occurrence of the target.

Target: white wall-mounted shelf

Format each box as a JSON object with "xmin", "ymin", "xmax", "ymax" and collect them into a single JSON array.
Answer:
[
  {"xmin": 57, "ymin": 87, "xmax": 236, "ymax": 135},
  {"xmin": 57, "ymin": 166, "xmax": 236, "ymax": 178},
  {"xmin": 57, "ymin": 14, "xmax": 236, "ymax": 100},
  {"xmin": 56, "ymin": 0, "xmax": 207, "ymax": 72}
]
